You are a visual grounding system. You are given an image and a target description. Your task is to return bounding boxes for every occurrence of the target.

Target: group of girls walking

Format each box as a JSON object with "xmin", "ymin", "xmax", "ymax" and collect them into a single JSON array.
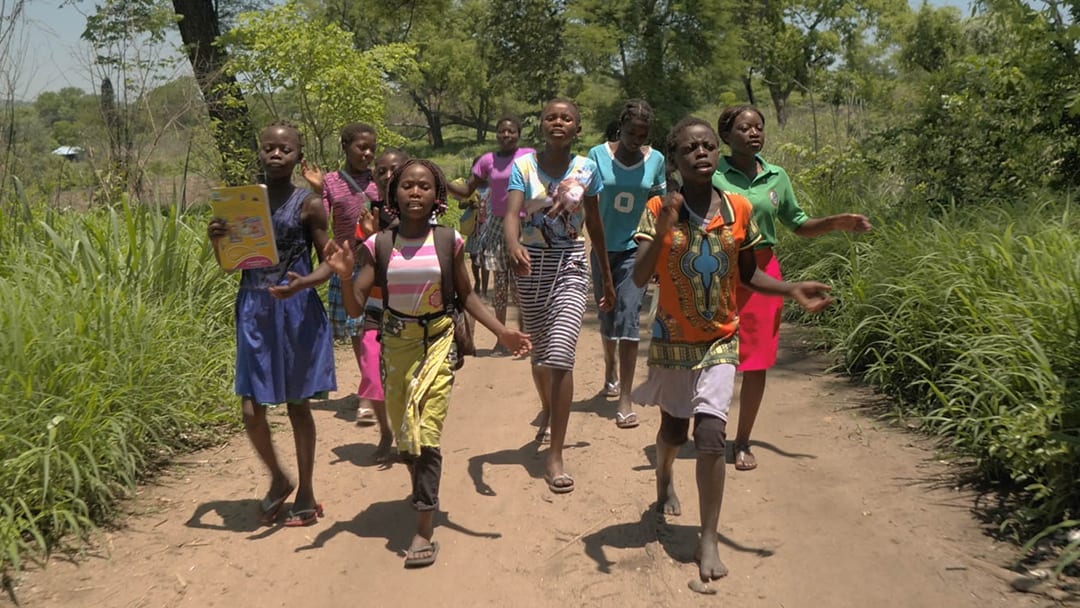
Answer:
[{"xmin": 207, "ymin": 98, "xmax": 870, "ymax": 579}]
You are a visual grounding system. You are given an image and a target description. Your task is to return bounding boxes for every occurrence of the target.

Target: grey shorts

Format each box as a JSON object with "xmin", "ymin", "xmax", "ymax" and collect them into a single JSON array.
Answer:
[{"xmin": 590, "ymin": 248, "xmax": 645, "ymax": 341}]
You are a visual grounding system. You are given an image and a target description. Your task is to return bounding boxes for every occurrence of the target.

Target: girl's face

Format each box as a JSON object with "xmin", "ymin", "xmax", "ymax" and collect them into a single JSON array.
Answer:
[
  {"xmin": 540, "ymin": 102, "xmax": 579, "ymax": 146},
  {"xmin": 722, "ymin": 110, "xmax": 765, "ymax": 157},
  {"xmin": 344, "ymin": 131, "xmax": 377, "ymax": 172},
  {"xmin": 375, "ymin": 153, "xmax": 405, "ymax": 198},
  {"xmin": 395, "ymin": 163, "xmax": 438, "ymax": 221},
  {"xmin": 673, "ymin": 124, "xmax": 720, "ymax": 185},
  {"xmin": 496, "ymin": 121, "xmax": 520, "ymax": 153},
  {"xmin": 619, "ymin": 117, "xmax": 651, "ymax": 150},
  {"xmin": 259, "ymin": 126, "xmax": 301, "ymax": 180}
]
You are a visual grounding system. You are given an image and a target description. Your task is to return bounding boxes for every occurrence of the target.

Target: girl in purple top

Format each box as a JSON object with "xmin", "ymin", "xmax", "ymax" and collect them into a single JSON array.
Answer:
[{"xmin": 447, "ymin": 116, "xmax": 535, "ymax": 354}]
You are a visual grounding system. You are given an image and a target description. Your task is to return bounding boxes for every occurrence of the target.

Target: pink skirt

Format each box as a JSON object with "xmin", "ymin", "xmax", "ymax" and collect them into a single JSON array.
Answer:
[
  {"xmin": 737, "ymin": 248, "xmax": 782, "ymax": 372},
  {"xmin": 356, "ymin": 327, "xmax": 384, "ymax": 400}
]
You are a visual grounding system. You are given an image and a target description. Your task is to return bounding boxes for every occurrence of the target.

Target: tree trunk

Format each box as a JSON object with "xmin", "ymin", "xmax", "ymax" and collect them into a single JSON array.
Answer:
[
  {"xmin": 742, "ymin": 69, "xmax": 756, "ymax": 106},
  {"xmin": 171, "ymin": 0, "xmax": 257, "ymax": 185},
  {"xmin": 410, "ymin": 91, "xmax": 445, "ymax": 149},
  {"xmin": 768, "ymin": 83, "xmax": 791, "ymax": 127}
]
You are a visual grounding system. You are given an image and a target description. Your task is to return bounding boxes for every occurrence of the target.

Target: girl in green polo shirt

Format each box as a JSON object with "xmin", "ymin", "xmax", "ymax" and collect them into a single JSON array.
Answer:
[{"xmin": 713, "ymin": 105, "xmax": 872, "ymax": 471}]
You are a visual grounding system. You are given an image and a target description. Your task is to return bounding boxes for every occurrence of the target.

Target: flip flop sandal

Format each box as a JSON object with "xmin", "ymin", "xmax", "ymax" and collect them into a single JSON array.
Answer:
[
  {"xmin": 355, "ymin": 407, "xmax": 377, "ymax": 426},
  {"xmin": 535, "ymin": 427, "xmax": 551, "ymax": 445},
  {"xmin": 545, "ymin": 473, "xmax": 575, "ymax": 494},
  {"xmin": 603, "ymin": 381, "xmax": 621, "ymax": 397},
  {"xmin": 734, "ymin": 444, "xmax": 758, "ymax": 471},
  {"xmin": 403, "ymin": 541, "xmax": 440, "ymax": 568},
  {"xmin": 283, "ymin": 503, "xmax": 324, "ymax": 527},
  {"xmin": 258, "ymin": 485, "xmax": 294, "ymax": 525},
  {"xmin": 615, "ymin": 411, "xmax": 639, "ymax": 429}
]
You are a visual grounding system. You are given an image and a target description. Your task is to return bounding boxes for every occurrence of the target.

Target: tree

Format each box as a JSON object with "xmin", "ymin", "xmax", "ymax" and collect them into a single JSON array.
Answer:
[
  {"xmin": 899, "ymin": 3, "xmax": 965, "ymax": 73},
  {"xmin": 171, "ymin": 0, "xmax": 258, "ymax": 185},
  {"xmin": 223, "ymin": 0, "xmax": 414, "ymax": 164},
  {"xmin": 81, "ymin": 0, "xmax": 181, "ymax": 201},
  {"xmin": 734, "ymin": 0, "xmax": 896, "ymax": 127},
  {"xmin": 568, "ymin": 0, "xmax": 739, "ymax": 138}
]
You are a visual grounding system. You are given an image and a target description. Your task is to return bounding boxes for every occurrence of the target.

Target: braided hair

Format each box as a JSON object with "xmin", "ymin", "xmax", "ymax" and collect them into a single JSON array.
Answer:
[{"xmin": 385, "ymin": 159, "xmax": 450, "ymax": 219}]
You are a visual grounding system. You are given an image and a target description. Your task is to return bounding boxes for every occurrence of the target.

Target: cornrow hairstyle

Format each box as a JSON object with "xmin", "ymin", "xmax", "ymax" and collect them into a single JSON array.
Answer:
[
  {"xmin": 618, "ymin": 99, "xmax": 654, "ymax": 127},
  {"xmin": 340, "ymin": 122, "xmax": 377, "ymax": 147},
  {"xmin": 386, "ymin": 159, "xmax": 450, "ymax": 219},
  {"xmin": 717, "ymin": 105, "xmax": 765, "ymax": 135},
  {"xmin": 496, "ymin": 115, "xmax": 522, "ymax": 133},
  {"xmin": 666, "ymin": 116, "xmax": 715, "ymax": 158}
]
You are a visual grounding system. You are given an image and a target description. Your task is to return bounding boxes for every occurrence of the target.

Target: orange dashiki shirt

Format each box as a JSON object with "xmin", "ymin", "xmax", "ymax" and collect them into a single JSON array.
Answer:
[{"xmin": 633, "ymin": 189, "xmax": 761, "ymax": 369}]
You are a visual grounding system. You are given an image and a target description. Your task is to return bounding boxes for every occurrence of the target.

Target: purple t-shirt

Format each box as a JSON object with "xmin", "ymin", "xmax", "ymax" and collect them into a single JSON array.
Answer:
[{"xmin": 472, "ymin": 147, "xmax": 535, "ymax": 218}]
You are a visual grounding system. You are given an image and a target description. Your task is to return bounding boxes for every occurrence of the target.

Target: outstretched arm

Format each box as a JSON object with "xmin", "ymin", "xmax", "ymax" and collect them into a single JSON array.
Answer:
[
  {"xmin": 453, "ymin": 247, "xmax": 530, "ymax": 355},
  {"xmin": 794, "ymin": 213, "xmax": 872, "ymax": 238},
  {"xmin": 447, "ymin": 175, "xmax": 484, "ymax": 204},
  {"xmin": 737, "ymin": 249, "xmax": 833, "ymax": 313}
]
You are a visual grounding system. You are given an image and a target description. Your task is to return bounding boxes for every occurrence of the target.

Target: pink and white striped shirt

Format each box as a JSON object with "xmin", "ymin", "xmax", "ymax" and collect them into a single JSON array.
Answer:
[
  {"xmin": 362, "ymin": 228, "xmax": 464, "ymax": 317},
  {"xmin": 323, "ymin": 170, "xmax": 380, "ymax": 249}
]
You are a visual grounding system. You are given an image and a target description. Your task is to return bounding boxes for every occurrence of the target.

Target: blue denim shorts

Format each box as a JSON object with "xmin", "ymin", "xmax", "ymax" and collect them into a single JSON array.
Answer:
[{"xmin": 590, "ymin": 248, "xmax": 645, "ymax": 341}]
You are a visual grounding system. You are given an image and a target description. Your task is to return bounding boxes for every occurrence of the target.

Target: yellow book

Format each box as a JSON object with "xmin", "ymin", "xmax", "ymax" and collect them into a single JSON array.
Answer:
[{"xmin": 209, "ymin": 184, "xmax": 279, "ymax": 272}]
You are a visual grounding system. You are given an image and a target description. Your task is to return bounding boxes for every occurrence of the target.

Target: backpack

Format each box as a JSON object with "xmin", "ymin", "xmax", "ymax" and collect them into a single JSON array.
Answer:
[{"xmin": 373, "ymin": 225, "xmax": 476, "ymax": 369}]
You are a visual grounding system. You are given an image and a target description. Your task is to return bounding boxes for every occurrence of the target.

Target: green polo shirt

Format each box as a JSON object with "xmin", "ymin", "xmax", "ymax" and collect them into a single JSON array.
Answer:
[{"xmin": 712, "ymin": 156, "xmax": 808, "ymax": 250}]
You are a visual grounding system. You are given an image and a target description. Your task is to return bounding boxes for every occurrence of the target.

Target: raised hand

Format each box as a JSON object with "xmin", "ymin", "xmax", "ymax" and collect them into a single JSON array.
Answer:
[
  {"xmin": 357, "ymin": 206, "xmax": 377, "ymax": 238},
  {"xmin": 323, "ymin": 240, "xmax": 356, "ymax": 279},
  {"xmin": 656, "ymin": 191, "xmax": 684, "ymax": 235},
  {"xmin": 791, "ymin": 281, "xmax": 833, "ymax": 313},
  {"xmin": 268, "ymin": 271, "xmax": 306, "ymax": 299},
  {"xmin": 301, "ymin": 160, "xmax": 324, "ymax": 194}
]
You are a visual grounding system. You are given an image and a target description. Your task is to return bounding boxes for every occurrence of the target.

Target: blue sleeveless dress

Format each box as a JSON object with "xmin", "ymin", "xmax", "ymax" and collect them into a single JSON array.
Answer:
[{"xmin": 234, "ymin": 187, "xmax": 336, "ymax": 404}]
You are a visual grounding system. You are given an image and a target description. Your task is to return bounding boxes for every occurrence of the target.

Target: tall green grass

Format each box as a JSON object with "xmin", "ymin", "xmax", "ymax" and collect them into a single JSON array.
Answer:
[
  {"xmin": 778, "ymin": 174, "xmax": 1080, "ymax": 545},
  {"xmin": 0, "ymin": 181, "xmax": 237, "ymax": 572}
]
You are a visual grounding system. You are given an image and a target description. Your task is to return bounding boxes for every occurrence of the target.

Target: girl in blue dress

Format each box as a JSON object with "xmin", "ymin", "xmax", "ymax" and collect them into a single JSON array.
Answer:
[{"xmin": 208, "ymin": 121, "xmax": 337, "ymax": 527}]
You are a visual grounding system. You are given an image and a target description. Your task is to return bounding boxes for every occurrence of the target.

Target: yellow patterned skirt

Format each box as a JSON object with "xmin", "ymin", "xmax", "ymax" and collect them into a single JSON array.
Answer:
[{"xmin": 380, "ymin": 310, "xmax": 455, "ymax": 456}]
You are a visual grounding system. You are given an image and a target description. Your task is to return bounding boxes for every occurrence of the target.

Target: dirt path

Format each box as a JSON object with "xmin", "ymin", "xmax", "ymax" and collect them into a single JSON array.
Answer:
[{"xmin": 6, "ymin": 308, "xmax": 1045, "ymax": 607}]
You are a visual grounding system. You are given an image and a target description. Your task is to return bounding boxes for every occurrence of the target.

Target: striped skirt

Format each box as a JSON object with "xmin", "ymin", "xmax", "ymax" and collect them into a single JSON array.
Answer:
[{"xmin": 515, "ymin": 243, "xmax": 589, "ymax": 370}]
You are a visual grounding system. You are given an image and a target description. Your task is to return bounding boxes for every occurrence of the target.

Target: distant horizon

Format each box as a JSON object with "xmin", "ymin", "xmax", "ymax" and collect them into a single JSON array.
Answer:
[{"xmin": 13, "ymin": 0, "xmax": 974, "ymax": 101}]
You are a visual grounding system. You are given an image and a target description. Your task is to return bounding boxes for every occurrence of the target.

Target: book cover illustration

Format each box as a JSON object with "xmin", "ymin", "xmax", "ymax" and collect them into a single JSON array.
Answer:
[{"xmin": 209, "ymin": 184, "xmax": 279, "ymax": 272}]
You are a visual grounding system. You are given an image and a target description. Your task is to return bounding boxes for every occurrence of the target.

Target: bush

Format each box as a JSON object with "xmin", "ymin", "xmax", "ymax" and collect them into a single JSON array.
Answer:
[
  {"xmin": 0, "ymin": 182, "xmax": 237, "ymax": 572},
  {"xmin": 779, "ymin": 180, "xmax": 1080, "ymax": 539}
]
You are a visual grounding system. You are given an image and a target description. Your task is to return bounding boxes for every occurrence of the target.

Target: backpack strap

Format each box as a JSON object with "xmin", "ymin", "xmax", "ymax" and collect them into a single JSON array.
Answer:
[
  {"xmin": 374, "ymin": 227, "xmax": 397, "ymax": 310},
  {"xmin": 433, "ymin": 225, "xmax": 457, "ymax": 312}
]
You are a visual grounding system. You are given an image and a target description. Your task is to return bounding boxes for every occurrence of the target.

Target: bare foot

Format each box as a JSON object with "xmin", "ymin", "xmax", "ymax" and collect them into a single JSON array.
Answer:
[
  {"xmin": 373, "ymin": 432, "xmax": 394, "ymax": 465},
  {"xmin": 656, "ymin": 475, "xmax": 681, "ymax": 516},
  {"xmin": 695, "ymin": 540, "xmax": 729, "ymax": 581}
]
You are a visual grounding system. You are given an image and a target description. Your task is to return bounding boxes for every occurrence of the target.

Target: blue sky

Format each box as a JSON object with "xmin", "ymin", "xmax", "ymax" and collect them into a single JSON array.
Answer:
[{"xmin": 15, "ymin": 0, "xmax": 973, "ymax": 101}]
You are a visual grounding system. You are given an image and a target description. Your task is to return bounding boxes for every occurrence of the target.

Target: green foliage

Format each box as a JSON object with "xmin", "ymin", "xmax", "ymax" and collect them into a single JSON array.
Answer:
[
  {"xmin": 899, "ymin": 3, "xmax": 965, "ymax": 73},
  {"xmin": 223, "ymin": 0, "xmax": 415, "ymax": 164},
  {"xmin": 0, "ymin": 185, "xmax": 236, "ymax": 573},
  {"xmin": 568, "ymin": 0, "xmax": 739, "ymax": 140},
  {"xmin": 778, "ymin": 169, "xmax": 1080, "ymax": 549},
  {"xmin": 879, "ymin": 1, "xmax": 1080, "ymax": 205}
]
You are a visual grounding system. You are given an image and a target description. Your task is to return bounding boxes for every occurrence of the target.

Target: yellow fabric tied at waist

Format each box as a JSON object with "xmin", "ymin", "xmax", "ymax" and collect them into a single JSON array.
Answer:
[{"xmin": 380, "ymin": 310, "xmax": 455, "ymax": 456}]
